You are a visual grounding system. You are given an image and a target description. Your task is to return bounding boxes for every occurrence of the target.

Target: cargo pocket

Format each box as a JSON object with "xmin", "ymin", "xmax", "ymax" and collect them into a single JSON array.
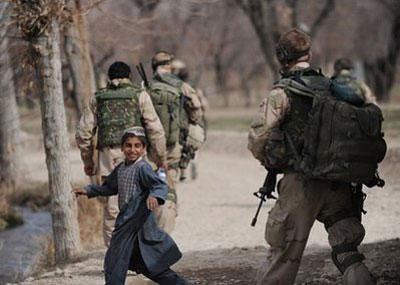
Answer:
[{"xmin": 265, "ymin": 208, "xmax": 290, "ymax": 248}]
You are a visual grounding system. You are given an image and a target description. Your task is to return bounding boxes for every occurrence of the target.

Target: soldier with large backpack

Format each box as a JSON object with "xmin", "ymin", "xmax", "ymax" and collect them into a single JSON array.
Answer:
[
  {"xmin": 145, "ymin": 51, "xmax": 203, "ymax": 234},
  {"xmin": 76, "ymin": 61, "xmax": 166, "ymax": 247},
  {"xmin": 248, "ymin": 29, "xmax": 384, "ymax": 284}
]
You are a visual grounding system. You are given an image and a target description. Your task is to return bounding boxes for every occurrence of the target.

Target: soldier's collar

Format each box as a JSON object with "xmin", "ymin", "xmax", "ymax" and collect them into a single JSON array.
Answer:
[{"xmin": 108, "ymin": 78, "xmax": 133, "ymax": 88}]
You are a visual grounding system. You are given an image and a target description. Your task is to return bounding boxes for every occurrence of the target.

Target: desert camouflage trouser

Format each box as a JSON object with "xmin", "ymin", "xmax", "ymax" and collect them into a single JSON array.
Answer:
[
  {"xmin": 98, "ymin": 148, "xmax": 125, "ymax": 248},
  {"xmin": 257, "ymin": 173, "xmax": 376, "ymax": 285},
  {"xmin": 154, "ymin": 167, "xmax": 179, "ymax": 234}
]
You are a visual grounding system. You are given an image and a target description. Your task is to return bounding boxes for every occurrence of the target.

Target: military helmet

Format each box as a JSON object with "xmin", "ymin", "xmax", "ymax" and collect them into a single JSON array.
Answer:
[
  {"xmin": 276, "ymin": 28, "xmax": 311, "ymax": 65},
  {"xmin": 171, "ymin": 59, "xmax": 189, "ymax": 81},
  {"xmin": 334, "ymin": 58, "xmax": 354, "ymax": 73},
  {"xmin": 151, "ymin": 51, "xmax": 174, "ymax": 72}
]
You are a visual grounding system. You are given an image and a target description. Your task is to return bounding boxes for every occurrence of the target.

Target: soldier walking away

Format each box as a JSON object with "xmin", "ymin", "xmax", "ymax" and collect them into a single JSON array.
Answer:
[
  {"xmin": 146, "ymin": 51, "xmax": 203, "ymax": 233},
  {"xmin": 332, "ymin": 58, "xmax": 377, "ymax": 105},
  {"xmin": 171, "ymin": 59, "xmax": 208, "ymax": 181},
  {"xmin": 248, "ymin": 29, "xmax": 381, "ymax": 284},
  {"xmin": 76, "ymin": 61, "xmax": 166, "ymax": 247}
]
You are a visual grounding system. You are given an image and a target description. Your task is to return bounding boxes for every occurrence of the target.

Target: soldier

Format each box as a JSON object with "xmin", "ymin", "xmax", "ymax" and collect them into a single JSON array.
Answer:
[
  {"xmin": 76, "ymin": 61, "xmax": 166, "ymax": 247},
  {"xmin": 248, "ymin": 29, "xmax": 376, "ymax": 284},
  {"xmin": 332, "ymin": 58, "xmax": 377, "ymax": 104},
  {"xmin": 148, "ymin": 51, "xmax": 203, "ymax": 233},
  {"xmin": 171, "ymin": 59, "xmax": 208, "ymax": 181}
]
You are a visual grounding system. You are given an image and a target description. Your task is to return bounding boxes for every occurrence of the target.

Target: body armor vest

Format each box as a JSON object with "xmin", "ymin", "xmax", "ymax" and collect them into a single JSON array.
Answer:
[
  {"xmin": 96, "ymin": 83, "xmax": 142, "ymax": 149},
  {"xmin": 150, "ymin": 73, "xmax": 188, "ymax": 147}
]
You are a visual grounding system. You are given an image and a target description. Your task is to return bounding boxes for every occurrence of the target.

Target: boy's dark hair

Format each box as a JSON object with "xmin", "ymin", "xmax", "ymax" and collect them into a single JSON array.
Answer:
[
  {"xmin": 108, "ymin": 61, "xmax": 131, "ymax": 80},
  {"xmin": 121, "ymin": 133, "xmax": 147, "ymax": 147}
]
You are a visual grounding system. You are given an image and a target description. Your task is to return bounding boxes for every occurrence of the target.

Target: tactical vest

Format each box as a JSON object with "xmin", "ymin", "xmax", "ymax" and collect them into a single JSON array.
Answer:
[
  {"xmin": 150, "ymin": 73, "xmax": 188, "ymax": 147},
  {"xmin": 265, "ymin": 68, "xmax": 386, "ymax": 185},
  {"xmin": 96, "ymin": 84, "xmax": 143, "ymax": 149}
]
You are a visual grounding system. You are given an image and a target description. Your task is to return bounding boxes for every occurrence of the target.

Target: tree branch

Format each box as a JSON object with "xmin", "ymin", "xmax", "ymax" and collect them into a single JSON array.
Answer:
[{"xmin": 309, "ymin": 0, "xmax": 335, "ymax": 37}]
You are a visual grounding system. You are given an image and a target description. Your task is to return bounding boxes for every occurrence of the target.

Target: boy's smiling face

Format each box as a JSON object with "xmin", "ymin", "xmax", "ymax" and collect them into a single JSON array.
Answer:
[{"xmin": 121, "ymin": 136, "xmax": 146, "ymax": 162}]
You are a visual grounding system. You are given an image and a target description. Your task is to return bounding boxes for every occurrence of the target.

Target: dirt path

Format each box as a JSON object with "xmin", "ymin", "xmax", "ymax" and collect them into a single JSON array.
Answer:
[{"xmin": 14, "ymin": 131, "xmax": 400, "ymax": 284}]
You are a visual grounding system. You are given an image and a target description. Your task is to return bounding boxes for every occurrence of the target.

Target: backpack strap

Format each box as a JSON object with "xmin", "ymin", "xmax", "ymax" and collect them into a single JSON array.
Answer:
[{"xmin": 274, "ymin": 78, "xmax": 316, "ymax": 99}]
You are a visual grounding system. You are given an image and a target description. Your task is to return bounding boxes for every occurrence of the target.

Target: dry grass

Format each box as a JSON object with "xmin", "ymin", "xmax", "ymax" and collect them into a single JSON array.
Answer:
[{"xmin": 77, "ymin": 197, "xmax": 104, "ymax": 249}]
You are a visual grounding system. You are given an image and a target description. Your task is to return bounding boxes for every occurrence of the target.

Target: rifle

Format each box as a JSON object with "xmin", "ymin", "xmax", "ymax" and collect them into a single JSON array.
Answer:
[
  {"xmin": 251, "ymin": 170, "xmax": 278, "ymax": 227},
  {"xmin": 136, "ymin": 63, "xmax": 149, "ymax": 88}
]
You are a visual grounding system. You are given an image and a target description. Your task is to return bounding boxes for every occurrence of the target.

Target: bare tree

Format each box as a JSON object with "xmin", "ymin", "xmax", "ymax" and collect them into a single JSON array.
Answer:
[
  {"xmin": 363, "ymin": 0, "xmax": 400, "ymax": 102},
  {"xmin": 0, "ymin": 2, "xmax": 21, "ymax": 193},
  {"xmin": 64, "ymin": 0, "xmax": 96, "ymax": 116},
  {"xmin": 235, "ymin": 0, "xmax": 335, "ymax": 79},
  {"xmin": 12, "ymin": 0, "xmax": 82, "ymax": 262}
]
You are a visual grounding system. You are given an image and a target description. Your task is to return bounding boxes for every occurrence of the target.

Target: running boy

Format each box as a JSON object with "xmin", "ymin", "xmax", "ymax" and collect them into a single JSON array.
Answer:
[{"xmin": 73, "ymin": 127, "xmax": 188, "ymax": 285}]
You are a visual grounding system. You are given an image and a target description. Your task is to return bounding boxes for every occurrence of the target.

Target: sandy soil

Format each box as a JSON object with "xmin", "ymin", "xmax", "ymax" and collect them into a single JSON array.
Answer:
[{"xmin": 12, "ymin": 131, "xmax": 400, "ymax": 284}]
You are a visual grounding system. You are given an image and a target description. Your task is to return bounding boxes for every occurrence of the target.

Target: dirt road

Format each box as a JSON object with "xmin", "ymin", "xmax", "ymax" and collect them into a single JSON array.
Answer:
[{"xmin": 14, "ymin": 131, "xmax": 400, "ymax": 284}]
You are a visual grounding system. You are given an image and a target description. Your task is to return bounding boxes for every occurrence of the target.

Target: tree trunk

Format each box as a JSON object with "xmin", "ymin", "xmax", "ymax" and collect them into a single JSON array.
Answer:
[
  {"xmin": 64, "ymin": 0, "xmax": 96, "ymax": 115},
  {"xmin": 241, "ymin": 78, "xmax": 252, "ymax": 108},
  {"xmin": 214, "ymin": 49, "xmax": 229, "ymax": 107},
  {"xmin": 363, "ymin": 8, "xmax": 400, "ymax": 102},
  {"xmin": 31, "ymin": 19, "xmax": 82, "ymax": 262},
  {"xmin": 0, "ymin": 2, "xmax": 21, "ymax": 193}
]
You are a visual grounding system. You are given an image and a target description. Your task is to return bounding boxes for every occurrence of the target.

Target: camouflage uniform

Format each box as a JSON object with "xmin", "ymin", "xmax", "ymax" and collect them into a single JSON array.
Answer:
[
  {"xmin": 171, "ymin": 58, "xmax": 209, "ymax": 181},
  {"xmin": 76, "ymin": 78, "xmax": 166, "ymax": 246},
  {"xmin": 151, "ymin": 69, "xmax": 203, "ymax": 234},
  {"xmin": 249, "ymin": 62, "xmax": 376, "ymax": 285}
]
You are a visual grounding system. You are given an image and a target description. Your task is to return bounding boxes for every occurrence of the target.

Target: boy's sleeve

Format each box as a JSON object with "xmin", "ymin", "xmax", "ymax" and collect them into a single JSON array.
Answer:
[
  {"xmin": 138, "ymin": 163, "xmax": 168, "ymax": 205},
  {"xmin": 85, "ymin": 166, "xmax": 119, "ymax": 198}
]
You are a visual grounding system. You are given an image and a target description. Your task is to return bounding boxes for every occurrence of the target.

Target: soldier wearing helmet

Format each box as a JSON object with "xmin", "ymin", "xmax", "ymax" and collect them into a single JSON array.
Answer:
[
  {"xmin": 172, "ymin": 59, "xmax": 208, "ymax": 181},
  {"xmin": 147, "ymin": 51, "xmax": 203, "ymax": 233},
  {"xmin": 248, "ymin": 29, "xmax": 376, "ymax": 284}
]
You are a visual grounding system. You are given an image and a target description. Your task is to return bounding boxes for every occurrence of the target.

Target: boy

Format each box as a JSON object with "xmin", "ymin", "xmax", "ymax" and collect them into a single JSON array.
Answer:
[{"xmin": 73, "ymin": 127, "xmax": 188, "ymax": 285}]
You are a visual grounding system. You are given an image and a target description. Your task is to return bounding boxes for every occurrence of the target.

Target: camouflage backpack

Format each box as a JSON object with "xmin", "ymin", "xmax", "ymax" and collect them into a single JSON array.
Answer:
[
  {"xmin": 149, "ymin": 73, "xmax": 184, "ymax": 147},
  {"xmin": 96, "ymin": 83, "xmax": 143, "ymax": 149},
  {"xmin": 265, "ymin": 68, "xmax": 386, "ymax": 185}
]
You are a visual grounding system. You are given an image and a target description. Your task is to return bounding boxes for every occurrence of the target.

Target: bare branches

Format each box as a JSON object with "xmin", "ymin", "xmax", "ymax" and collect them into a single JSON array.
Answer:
[
  {"xmin": 131, "ymin": 0, "xmax": 160, "ymax": 16},
  {"xmin": 11, "ymin": 0, "xmax": 69, "ymax": 39},
  {"xmin": 309, "ymin": 0, "xmax": 335, "ymax": 37}
]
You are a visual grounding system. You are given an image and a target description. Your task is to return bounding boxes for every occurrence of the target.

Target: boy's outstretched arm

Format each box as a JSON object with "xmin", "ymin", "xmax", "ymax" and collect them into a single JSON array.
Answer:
[{"xmin": 73, "ymin": 165, "xmax": 119, "ymax": 198}]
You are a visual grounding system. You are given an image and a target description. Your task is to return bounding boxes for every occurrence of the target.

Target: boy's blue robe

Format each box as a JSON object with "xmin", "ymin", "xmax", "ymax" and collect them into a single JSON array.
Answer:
[{"xmin": 86, "ymin": 160, "xmax": 182, "ymax": 285}]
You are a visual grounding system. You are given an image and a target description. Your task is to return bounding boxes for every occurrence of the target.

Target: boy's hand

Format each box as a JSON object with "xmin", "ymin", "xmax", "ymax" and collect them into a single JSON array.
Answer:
[
  {"xmin": 72, "ymin": 187, "xmax": 88, "ymax": 197},
  {"xmin": 146, "ymin": 196, "xmax": 159, "ymax": 211}
]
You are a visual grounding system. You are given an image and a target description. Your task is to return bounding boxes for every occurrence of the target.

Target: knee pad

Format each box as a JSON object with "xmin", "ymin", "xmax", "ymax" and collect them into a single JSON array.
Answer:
[{"xmin": 331, "ymin": 243, "xmax": 365, "ymax": 274}]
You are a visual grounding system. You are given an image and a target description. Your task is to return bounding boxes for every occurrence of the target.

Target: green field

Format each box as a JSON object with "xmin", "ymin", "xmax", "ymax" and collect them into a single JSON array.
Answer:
[{"xmin": 207, "ymin": 107, "xmax": 400, "ymax": 136}]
